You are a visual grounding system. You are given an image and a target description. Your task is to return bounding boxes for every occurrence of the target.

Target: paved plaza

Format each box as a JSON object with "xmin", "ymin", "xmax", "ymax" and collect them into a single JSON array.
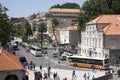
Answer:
[{"xmin": 27, "ymin": 67, "xmax": 106, "ymax": 80}]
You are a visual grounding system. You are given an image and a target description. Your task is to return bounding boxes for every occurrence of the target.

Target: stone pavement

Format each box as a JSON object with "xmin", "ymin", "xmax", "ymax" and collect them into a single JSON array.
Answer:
[{"xmin": 27, "ymin": 67, "xmax": 106, "ymax": 80}]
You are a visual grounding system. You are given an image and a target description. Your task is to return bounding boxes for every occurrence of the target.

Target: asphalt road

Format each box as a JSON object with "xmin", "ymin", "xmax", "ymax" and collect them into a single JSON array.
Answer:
[{"xmin": 16, "ymin": 45, "xmax": 91, "ymax": 71}]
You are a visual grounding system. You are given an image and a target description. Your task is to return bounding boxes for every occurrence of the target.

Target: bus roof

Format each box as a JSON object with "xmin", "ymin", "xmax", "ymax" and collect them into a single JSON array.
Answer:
[{"xmin": 69, "ymin": 55, "xmax": 108, "ymax": 60}]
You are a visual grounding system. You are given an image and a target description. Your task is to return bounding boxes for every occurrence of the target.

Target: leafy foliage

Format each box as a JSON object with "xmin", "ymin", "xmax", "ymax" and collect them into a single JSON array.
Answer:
[
  {"xmin": 51, "ymin": 18, "xmax": 59, "ymax": 43},
  {"xmin": 38, "ymin": 22, "xmax": 47, "ymax": 48},
  {"xmin": 0, "ymin": 4, "xmax": 14, "ymax": 47},
  {"xmin": 51, "ymin": 2, "xmax": 80, "ymax": 9},
  {"xmin": 77, "ymin": 0, "xmax": 120, "ymax": 42}
]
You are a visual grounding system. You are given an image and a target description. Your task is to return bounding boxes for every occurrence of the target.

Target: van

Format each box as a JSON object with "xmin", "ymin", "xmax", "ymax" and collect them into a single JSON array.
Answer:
[{"xmin": 30, "ymin": 46, "xmax": 42, "ymax": 57}]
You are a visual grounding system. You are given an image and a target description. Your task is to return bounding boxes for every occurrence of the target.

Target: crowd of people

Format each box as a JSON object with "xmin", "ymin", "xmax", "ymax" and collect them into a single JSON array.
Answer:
[{"xmin": 24, "ymin": 61, "xmax": 111, "ymax": 80}]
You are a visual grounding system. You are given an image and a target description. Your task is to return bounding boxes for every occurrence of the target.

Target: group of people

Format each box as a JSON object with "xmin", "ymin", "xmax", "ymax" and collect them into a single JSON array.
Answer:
[
  {"xmin": 26, "ymin": 61, "xmax": 36, "ymax": 71},
  {"xmin": 72, "ymin": 70, "xmax": 95, "ymax": 80},
  {"xmin": 39, "ymin": 65, "xmax": 60, "ymax": 80}
]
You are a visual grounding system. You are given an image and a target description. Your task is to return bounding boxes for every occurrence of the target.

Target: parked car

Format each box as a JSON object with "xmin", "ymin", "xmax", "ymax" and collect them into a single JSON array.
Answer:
[
  {"xmin": 58, "ymin": 53, "xmax": 66, "ymax": 60},
  {"xmin": 19, "ymin": 56, "xmax": 27, "ymax": 65},
  {"xmin": 52, "ymin": 51, "xmax": 58, "ymax": 57}
]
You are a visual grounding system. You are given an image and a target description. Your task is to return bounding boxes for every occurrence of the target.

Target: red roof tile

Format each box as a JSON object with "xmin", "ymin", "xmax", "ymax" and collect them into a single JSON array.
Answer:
[
  {"xmin": 62, "ymin": 26, "xmax": 78, "ymax": 30},
  {"xmin": 87, "ymin": 15, "xmax": 120, "ymax": 35},
  {"xmin": 0, "ymin": 49, "xmax": 23, "ymax": 71},
  {"xmin": 48, "ymin": 8, "xmax": 80, "ymax": 13}
]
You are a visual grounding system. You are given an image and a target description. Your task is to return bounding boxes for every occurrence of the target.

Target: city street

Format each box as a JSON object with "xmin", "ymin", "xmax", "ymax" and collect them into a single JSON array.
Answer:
[
  {"xmin": 16, "ymin": 45, "xmax": 91, "ymax": 71},
  {"xmin": 15, "ymin": 45, "xmax": 107, "ymax": 80}
]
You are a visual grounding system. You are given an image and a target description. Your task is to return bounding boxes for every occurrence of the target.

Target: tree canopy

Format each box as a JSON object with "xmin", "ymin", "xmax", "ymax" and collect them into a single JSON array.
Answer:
[
  {"xmin": 77, "ymin": 0, "xmax": 120, "ymax": 42},
  {"xmin": 0, "ymin": 3, "xmax": 14, "ymax": 47},
  {"xmin": 51, "ymin": 2, "xmax": 80, "ymax": 9}
]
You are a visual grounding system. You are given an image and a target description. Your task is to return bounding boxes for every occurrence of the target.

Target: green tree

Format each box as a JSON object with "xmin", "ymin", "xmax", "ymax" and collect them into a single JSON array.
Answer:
[
  {"xmin": 77, "ymin": 0, "xmax": 120, "ymax": 43},
  {"xmin": 82, "ymin": 0, "xmax": 120, "ymax": 20},
  {"xmin": 21, "ymin": 27, "xmax": 27, "ymax": 42},
  {"xmin": 51, "ymin": 2, "xmax": 80, "ymax": 9},
  {"xmin": 38, "ymin": 22, "xmax": 47, "ymax": 49},
  {"xmin": 77, "ymin": 11, "xmax": 88, "ymax": 42},
  {"xmin": 51, "ymin": 18, "xmax": 59, "ymax": 43},
  {"xmin": 24, "ymin": 20, "xmax": 33, "ymax": 41},
  {"xmin": 0, "ymin": 4, "xmax": 13, "ymax": 48}
]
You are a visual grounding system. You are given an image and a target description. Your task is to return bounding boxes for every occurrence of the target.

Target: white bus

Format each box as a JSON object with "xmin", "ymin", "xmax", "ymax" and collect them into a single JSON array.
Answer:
[
  {"xmin": 68, "ymin": 55, "xmax": 110, "ymax": 69},
  {"xmin": 30, "ymin": 46, "xmax": 42, "ymax": 57}
]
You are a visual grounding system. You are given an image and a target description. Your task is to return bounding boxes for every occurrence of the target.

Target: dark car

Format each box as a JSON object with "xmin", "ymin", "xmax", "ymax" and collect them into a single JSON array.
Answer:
[{"xmin": 19, "ymin": 56, "xmax": 27, "ymax": 65}]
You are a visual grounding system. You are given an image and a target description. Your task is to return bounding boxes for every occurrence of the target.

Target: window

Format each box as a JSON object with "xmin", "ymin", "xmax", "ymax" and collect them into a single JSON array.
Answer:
[{"xmin": 110, "ymin": 39, "xmax": 116, "ymax": 49}]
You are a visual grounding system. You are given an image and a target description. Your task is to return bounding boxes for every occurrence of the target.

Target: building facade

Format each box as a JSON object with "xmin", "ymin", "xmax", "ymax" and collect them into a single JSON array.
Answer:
[
  {"xmin": 45, "ymin": 8, "xmax": 80, "ymax": 28},
  {"xmin": 60, "ymin": 26, "xmax": 79, "ymax": 46},
  {"xmin": 79, "ymin": 15, "xmax": 120, "ymax": 59}
]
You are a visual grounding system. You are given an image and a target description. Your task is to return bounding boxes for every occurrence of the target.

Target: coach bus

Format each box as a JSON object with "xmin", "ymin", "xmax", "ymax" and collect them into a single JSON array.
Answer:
[
  {"xmin": 30, "ymin": 46, "xmax": 42, "ymax": 57},
  {"xmin": 68, "ymin": 55, "xmax": 110, "ymax": 69}
]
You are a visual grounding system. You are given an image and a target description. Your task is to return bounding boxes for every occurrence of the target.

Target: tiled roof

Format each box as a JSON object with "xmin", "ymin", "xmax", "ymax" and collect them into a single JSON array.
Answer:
[
  {"xmin": 62, "ymin": 26, "xmax": 78, "ymax": 30},
  {"xmin": 48, "ymin": 8, "xmax": 80, "ymax": 13},
  {"xmin": 0, "ymin": 49, "xmax": 23, "ymax": 71},
  {"xmin": 87, "ymin": 15, "xmax": 120, "ymax": 35}
]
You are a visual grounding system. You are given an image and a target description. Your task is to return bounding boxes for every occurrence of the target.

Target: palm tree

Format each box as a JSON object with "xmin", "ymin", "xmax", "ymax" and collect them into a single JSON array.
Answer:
[
  {"xmin": 24, "ymin": 21, "xmax": 33, "ymax": 41},
  {"xmin": 38, "ymin": 22, "xmax": 47, "ymax": 49},
  {"xmin": 51, "ymin": 18, "xmax": 59, "ymax": 44}
]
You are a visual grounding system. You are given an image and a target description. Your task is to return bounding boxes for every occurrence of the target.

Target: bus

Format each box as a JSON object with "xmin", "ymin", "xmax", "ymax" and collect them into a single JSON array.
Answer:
[
  {"xmin": 30, "ymin": 46, "xmax": 42, "ymax": 57},
  {"xmin": 68, "ymin": 55, "xmax": 110, "ymax": 69}
]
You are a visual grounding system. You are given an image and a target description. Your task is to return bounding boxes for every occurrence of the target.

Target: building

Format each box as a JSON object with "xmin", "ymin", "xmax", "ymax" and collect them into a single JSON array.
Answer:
[
  {"xmin": 0, "ymin": 49, "xmax": 25, "ymax": 80},
  {"xmin": 45, "ymin": 8, "xmax": 80, "ymax": 28},
  {"xmin": 60, "ymin": 25, "xmax": 79, "ymax": 46},
  {"xmin": 27, "ymin": 8, "xmax": 80, "ymax": 42},
  {"xmin": 79, "ymin": 15, "xmax": 120, "ymax": 60}
]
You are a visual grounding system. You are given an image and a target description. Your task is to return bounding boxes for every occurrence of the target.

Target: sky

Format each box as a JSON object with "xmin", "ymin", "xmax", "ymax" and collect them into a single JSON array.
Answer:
[{"xmin": 0, "ymin": 0, "xmax": 86, "ymax": 18}]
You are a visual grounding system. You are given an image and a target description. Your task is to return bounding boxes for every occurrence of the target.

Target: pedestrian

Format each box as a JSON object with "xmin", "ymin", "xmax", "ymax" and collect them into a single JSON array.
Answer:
[
  {"xmin": 47, "ymin": 66, "xmax": 51, "ymax": 78},
  {"xmin": 43, "ymin": 71, "xmax": 48, "ymax": 79},
  {"xmin": 91, "ymin": 64, "xmax": 95, "ymax": 72},
  {"xmin": 33, "ymin": 63, "xmax": 35, "ymax": 71},
  {"xmin": 83, "ymin": 73, "xmax": 87, "ymax": 80},
  {"xmin": 48, "ymin": 66, "xmax": 51, "ymax": 72},
  {"xmin": 24, "ymin": 74, "xmax": 29, "ymax": 80},
  {"xmin": 92, "ymin": 75, "xmax": 95, "ymax": 80},
  {"xmin": 40, "ymin": 65, "xmax": 42, "ymax": 71},
  {"xmin": 30, "ymin": 61, "xmax": 33, "ymax": 70},
  {"xmin": 53, "ymin": 73, "xmax": 56, "ymax": 80},
  {"xmin": 57, "ymin": 74, "xmax": 60, "ymax": 80},
  {"xmin": 87, "ymin": 73, "xmax": 90, "ymax": 80},
  {"xmin": 72, "ymin": 70, "xmax": 76, "ymax": 80},
  {"xmin": 99, "ymin": 65, "xmax": 102, "ymax": 71},
  {"xmin": 112, "ymin": 69, "xmax": 114, "ymax": 74}
]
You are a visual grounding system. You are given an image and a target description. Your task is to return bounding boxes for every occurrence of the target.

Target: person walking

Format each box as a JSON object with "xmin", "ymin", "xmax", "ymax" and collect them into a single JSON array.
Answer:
[
  {"xmin": 30, "ymin": 61, "xmax": 33, "ymax": 70},
  {"xmin": 92, "ymin": 75, "xmax": 95, "ymax": 80},
  {"xmin": 33, "ymin": 63, "xmax": 35, "ymax": 71},
  {"xmin": 83, "ymin": 73, "xmax": 87, "ymax": 80},
  {"xmin": 53, "ymin": 73, "xmax": 56, "ymax": 80},
  {"xmin": 72, "ymin": 70, "xmax": 76, "ymax": 80},
  {"xmin": 87, "ymin": 73, "xmax": 90, "ymax": 80},
  {"xmin": 99, "ymin": 65, "xmax": 102, "ymax": 71},
  {"xmin": 40, "ymin": 65, "xmax": 42, "ymax": 72},
  {"xmin": 47, "ymin": 66, "xmax": 51, "ymax": 78}
]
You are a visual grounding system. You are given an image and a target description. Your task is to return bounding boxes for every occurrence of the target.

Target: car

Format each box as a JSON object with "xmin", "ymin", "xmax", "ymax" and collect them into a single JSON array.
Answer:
[
  {"xmin": 19, "ymin": 56, "xmax": 27, "ymax": 65},
  {"xmin": 53, "ymin": 52, "xmax": 58, "ymax": 57}
]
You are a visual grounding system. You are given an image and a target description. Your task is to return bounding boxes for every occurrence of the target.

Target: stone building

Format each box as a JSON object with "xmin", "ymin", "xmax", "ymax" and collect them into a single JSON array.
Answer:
[{"xmin": 79, "ymin": 15, "xmax": 120, "ymax": 60}]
